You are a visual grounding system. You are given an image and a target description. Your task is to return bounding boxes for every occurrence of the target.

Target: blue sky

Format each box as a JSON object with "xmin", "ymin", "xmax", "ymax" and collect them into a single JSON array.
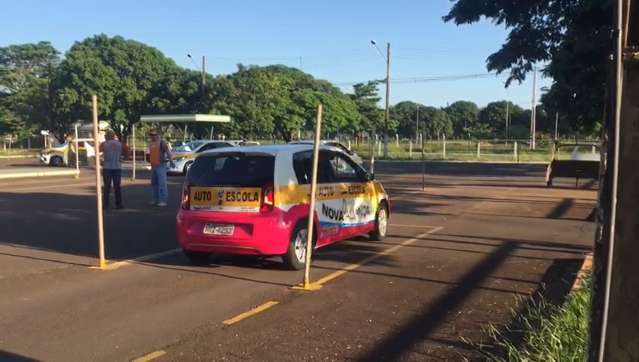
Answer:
[{"xmin": 1, "ymin": 0, "xmax": 549, "ymax": 108}]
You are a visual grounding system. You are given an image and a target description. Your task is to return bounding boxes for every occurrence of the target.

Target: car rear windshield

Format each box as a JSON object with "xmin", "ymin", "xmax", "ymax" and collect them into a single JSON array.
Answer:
[{"xmin": 187, "ymin": 154, "xmax": 274, "ymax": 187}]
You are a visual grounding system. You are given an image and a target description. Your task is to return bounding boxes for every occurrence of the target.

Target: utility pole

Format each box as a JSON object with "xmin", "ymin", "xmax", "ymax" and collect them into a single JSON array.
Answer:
[
  {"xmin": 505, "ymin": 101, "xmax": 510, "ymax": 140},
  {"xmin": 554, "ymin": 112, "xmax": 559, "ymax": 140},
  {"xmin": 201, "ymin": 56, "xmax": 206, "ymax": 99},
  {"xmin": 530, "ymin": 67, "xmax": 537, "ymax": 150},
  {"xmin": 590, "ymin": 1, "xmax": 639, "ymax": 361},
  {"xmin": 415, "ymin": 104, "xmax": 420, "ymax": 142},
  {"xmin": 383, "ymin": 43, "xmax": 391, "ymax": 159}
]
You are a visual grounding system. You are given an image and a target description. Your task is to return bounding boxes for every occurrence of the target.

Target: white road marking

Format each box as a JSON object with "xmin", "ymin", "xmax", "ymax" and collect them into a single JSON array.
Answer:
[{"xmin": 309, "ymin": 226, "xmax": 444, "ymax": 287}]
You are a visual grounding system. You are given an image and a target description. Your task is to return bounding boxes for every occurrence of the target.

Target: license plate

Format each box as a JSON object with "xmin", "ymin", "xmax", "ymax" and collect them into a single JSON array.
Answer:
[{"xmin": 203, "ymin": 223, "xmax": 235, "ymax": 236}]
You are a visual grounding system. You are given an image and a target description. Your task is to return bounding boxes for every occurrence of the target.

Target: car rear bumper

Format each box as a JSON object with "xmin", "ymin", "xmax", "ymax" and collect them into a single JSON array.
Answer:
[{"xmin": 176, "ymin": 208, "xmax": 293, "ymax": 256}]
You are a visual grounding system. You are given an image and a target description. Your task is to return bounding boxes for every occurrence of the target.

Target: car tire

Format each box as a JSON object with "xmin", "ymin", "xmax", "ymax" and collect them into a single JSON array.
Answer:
[
  {"xmin": 282, "ymin": 221, "xmax": 312, "ymax": 270},
  {"xmin": 50, "ymin": 156, "xmax": 63, "ymax": 167},
  {"xmin": 369, "ymin": 202, "xmax": 388, "ymax": 241},
  {"xmin": 183, "ymin": 161, "xmax": 193, "ymax": 175},
  {"xmin": 183, "ymin": 250, "xmax": 210, "ymax": 265}
]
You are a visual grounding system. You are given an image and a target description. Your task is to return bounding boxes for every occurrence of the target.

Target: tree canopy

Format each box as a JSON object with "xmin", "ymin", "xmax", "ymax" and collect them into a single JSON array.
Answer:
[
  {"xmin": 1, "ymin": 34, "xmax": 589, "ymax": 145},
  {"xmin": 0, "ymin": 42, "xmax": 59, "ymax": 139},
  {"xmin": 53, "ymin": 34, "xmax": 185, "ymax": 141},
  {"xmin": 444, "ymin": 0, "xmax": 613, "ymax": 133}
]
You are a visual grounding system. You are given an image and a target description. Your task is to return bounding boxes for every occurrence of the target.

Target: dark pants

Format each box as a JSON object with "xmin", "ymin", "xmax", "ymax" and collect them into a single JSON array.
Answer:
[{"xmin": 103, "ymin": 169, "xmax": 122, "ymax": 208}]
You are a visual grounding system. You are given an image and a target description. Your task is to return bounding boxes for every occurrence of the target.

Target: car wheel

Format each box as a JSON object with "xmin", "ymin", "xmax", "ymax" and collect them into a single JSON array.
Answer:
[
  {"xmin": 282, "ymin": 222, "xmax": 311, "ymax": 270},
  {"xmin": 183, "ymin": 250, "xmax": 210, "ymax": 265},
  {"xmin": 369, "ymin": 202, "xmax": 388, "ymax": 241},
  {"xmin": 183, "ymin": 161, "xmax": 193, "ymax": 175},
  {"xmin": 50, "ymin": 156, "xmax": 63, "ymax": 167}
]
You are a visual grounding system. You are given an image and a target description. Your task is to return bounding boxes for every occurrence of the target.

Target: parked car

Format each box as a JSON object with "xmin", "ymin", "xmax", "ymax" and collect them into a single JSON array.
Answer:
[
  {"xmin": 288, "ymin": 140, "xmax": 363, "ymax": 165},
  {"xmin": 176, "ymin": 144, "xmax": 389, "ymax": 269},
  {"xmin": 40, "ymin": 139, "xmax": 94, "ymax": 166},
  {"xmin": 169, "ymin": 140, "xmax": 238, "ymax": 175}
]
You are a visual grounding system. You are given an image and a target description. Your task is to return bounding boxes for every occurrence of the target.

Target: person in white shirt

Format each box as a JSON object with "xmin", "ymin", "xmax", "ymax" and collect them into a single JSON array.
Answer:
[{"xmin": 100, "ymin": 130, "xmax": 127, "ymax": 209}]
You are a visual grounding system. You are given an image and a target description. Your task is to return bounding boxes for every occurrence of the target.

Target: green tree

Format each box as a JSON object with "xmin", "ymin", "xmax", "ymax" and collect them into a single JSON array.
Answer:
[
  {"xmin": 420, "ymin": 107, "xmax": 453, "ymax": 139},
  {"xmin": 390, "ymin": 101, "xmax": 424, "ymax": 139},
  {"xmin": 54, "ymin": 34, "xmax": 184, "ymax": 142},
  {"xmin": 477, "ymin": 101, "xmax": 531, "ymax": 138},
  {"xmin": 210, "ymin": 64, "xmax": 360, "ymax": 141},
  {"xmin": 444, "ymin": 100, "xmax": 479, "ymax": 137},
  {"xmin": 444, "ymin": 0, "xmax": 612, "ymax": 134},
  {"xmin": 0, "ymin": 42, "xmax": 60, "ymax": 139},
  {"xmin": 350, "ymin": 81, "xmax": 383, "ymax": 135}
]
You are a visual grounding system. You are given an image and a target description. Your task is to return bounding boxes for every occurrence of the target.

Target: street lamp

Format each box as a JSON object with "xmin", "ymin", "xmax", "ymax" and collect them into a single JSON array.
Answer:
[
  {"xmin": 187, "ymin": 54, "xmax": 206, "ymax": 91},
  {"xmin": 370, "ymin": 40, "xmax": 391, "ymax": 159}
]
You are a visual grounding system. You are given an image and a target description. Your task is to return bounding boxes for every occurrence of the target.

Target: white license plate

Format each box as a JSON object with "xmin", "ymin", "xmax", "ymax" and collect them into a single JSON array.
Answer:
[{"xmin": 203, "ymin": 223, "xmax": 235, "ymax": 236}]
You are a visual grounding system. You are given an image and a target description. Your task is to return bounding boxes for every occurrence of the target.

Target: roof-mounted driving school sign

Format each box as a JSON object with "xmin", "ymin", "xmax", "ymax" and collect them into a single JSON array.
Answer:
[{"xmin": 139, "ymin": 114, "xmax": 231, "ymax": 123}]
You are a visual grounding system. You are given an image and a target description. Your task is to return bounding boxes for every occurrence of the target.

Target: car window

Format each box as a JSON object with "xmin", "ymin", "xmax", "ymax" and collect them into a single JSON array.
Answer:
[
  {"xmin": 211, "ymin": 142, "xmax": 233, "ymax": 149},
  {"xmin": 188, "ymin": 155, "xmax": 274, "ymax": 187},
  {"xmin": 329, "ymin": 152, "xmax": 364, "ymax": 182},
  {"xmin": 293, "ymin": 150, "xmax": 364, "ymax": 184},
  {"xmin": 328, "ymin": 142, "xmax": 353, "ymax": 155},
  {"xmin": 197, "ymin": 143, "xmax": 216, "ymax": 152},
  {"xmin": 293, "ymin": 150, "xmax": 336, "ymax": 184}
]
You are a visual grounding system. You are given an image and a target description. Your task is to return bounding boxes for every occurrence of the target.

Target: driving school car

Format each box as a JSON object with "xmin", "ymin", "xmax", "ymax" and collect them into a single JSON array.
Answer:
[{"xmin": 176, "ymin": 144, "xmax": 390, "ymax": 270}]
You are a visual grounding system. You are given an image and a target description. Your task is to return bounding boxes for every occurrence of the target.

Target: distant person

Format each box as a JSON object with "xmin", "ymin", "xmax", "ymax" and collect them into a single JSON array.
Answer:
[
  {"xmin": 148, "ymin": 129, "xmax": 174, "ymax": 207},
  {"xmin": 100, "ymin": 130, "xmax": 128, "ymax": 209}
]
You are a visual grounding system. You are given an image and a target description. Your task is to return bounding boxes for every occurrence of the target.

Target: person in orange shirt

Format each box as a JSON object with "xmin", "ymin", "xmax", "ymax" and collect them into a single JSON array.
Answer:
[{"xmin": 148, "ymin": 129, "xmax": 174, "ymax": 206}]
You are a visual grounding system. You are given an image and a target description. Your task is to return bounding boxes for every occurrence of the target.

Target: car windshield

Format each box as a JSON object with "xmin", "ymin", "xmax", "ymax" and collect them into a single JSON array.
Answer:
[
  {"xmin": 173, "ymin": 141, "xmax": 206, "ymax": 153},
  {"xmin": 187, "ymin": 154, "xmax": 275, "ymax": 187}
]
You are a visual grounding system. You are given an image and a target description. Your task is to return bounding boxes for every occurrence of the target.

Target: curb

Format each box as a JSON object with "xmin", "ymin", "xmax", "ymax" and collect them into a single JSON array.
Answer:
[
  {"xmin": 0, "ymin": 169, "xmax": 79, "ymax": 180},
  {"xmin": 571, "ymin": 253, "xmax": 593, "ymax": 291},
  {"xmin": 0, "ymin": 155, "xmax": 38, "ymax": 159}
]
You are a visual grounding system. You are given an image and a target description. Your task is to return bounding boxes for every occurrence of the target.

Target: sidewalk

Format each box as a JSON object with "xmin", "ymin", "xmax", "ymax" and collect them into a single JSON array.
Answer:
[{"xmin": 0, "ymin": 167, "xmax": 79, "ymax": 180}]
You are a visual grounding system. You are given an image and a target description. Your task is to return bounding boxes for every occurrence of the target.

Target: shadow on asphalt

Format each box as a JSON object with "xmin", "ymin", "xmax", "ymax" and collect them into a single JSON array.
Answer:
[
  {"xmin": 376, "ymin": 162, "xmax": 546, "ymax": 178},
  {"xmin": 0, "ymin": 350, "xmax": 39, "ymax": 362},
  {"xmin": 357, "ymin": 241, "xmax": 518, "ymax": 361},
  {"xmin": 0, "ymin": 179, "xmax": 183, "ymax": 261}
]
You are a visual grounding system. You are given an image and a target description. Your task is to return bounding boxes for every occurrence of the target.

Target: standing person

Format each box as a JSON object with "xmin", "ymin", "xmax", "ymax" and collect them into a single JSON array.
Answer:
[
  {"xmin": 101, "ymin": 130, "xmax": 127, "ymax": 209},
  {"xmin": 148, "ymin": 129, "xmax": 174, "ymax": 207}
]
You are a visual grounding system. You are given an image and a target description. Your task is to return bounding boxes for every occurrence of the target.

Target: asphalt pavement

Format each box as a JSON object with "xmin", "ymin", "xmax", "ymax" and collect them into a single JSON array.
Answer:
[{"xmin": 0, "ymin": 158, "xmax": 596, "ymax": 361}]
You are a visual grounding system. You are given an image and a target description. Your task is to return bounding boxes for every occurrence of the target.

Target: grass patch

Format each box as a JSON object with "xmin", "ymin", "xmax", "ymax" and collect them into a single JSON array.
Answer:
[{"xmin": 483, "ymin": 273, "xmax": 591, "ymax": 361}]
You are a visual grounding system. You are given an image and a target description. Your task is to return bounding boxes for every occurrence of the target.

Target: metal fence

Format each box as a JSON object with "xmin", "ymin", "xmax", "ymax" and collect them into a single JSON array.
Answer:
[{"xmin": 343, "ymin": 138, "xmax": 600, "ymax": 163}]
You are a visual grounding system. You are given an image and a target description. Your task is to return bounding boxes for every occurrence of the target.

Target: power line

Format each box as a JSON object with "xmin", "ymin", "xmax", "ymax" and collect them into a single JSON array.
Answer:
[{"xmin": 334, "ymin": 72, "xmax": 508, "ymax": 86}]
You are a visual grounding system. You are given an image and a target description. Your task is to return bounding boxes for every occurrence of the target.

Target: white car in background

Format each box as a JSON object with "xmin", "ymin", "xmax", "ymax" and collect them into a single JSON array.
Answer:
[
  {"xmin": 169, "ymin": 140, "xmax": 238, "ymax": 175},
  {"xmin": 288, "ymin": 140, "xmax": 363, "ymax": 165}
]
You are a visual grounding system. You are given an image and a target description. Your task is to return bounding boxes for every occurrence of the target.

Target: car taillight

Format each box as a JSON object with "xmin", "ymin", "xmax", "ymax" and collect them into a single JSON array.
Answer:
[
  {"xmin": 260, "ymin": 183, "xmax": 274, "ymax": 213},
  {"xmin": 181, "ymin": 183, "xmax": 190, "ymax": 210}
]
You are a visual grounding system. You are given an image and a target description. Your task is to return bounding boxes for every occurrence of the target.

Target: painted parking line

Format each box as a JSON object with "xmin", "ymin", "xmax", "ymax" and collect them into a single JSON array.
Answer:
[
  {"xmin": 132, "ymin": 350, "xmax": 166, "ymax": 362},
  {"xmin": 94, "ymin": 248, "xmax": 181, "ymax": 271},
  {"xmin": 309, "ymin": 226, "xmax": 443, "ymax": 288},
  {"xmin": 223, "ymin": 301, "xmax": 280, "ymax": 326}
]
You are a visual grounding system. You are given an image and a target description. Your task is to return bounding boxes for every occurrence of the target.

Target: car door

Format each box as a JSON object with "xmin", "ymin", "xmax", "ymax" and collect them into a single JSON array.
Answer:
[
  {"xmin": 291, "ymin": 150, "xmax": 338, "ymax": 245},
  {"xmin": 326, "ymin": 151, "xmax": 375, "ymax": 239}
]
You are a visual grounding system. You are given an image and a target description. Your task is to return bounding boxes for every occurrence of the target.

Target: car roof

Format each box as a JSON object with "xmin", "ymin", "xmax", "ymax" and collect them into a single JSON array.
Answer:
[
  {"xmin": 289, "ymin": 140, "xmax": 340, "ymax": 144},
  {"xmin": 197, "ymin": 143, "xmax": 343, "ymax": 157}
]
